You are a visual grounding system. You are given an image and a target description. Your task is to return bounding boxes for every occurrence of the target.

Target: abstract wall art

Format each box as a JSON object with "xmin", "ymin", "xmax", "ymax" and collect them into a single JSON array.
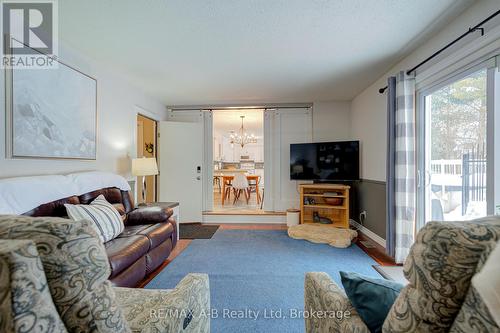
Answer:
[{"xmin": 6, "ymin": 55, "xmax": 97, "ymax": 160}]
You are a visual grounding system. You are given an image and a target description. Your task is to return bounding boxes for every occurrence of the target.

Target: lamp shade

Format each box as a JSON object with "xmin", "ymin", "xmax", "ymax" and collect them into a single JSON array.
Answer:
[{"xmin": 132, "ymin": 157, "xmax": 159, "ymax": 176}]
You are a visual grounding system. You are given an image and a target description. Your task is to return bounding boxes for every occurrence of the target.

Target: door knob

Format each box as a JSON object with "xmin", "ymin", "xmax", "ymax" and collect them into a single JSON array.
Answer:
[{"xmin": 196, "ymin": 176, "xmax": 201, "ymax": 180}]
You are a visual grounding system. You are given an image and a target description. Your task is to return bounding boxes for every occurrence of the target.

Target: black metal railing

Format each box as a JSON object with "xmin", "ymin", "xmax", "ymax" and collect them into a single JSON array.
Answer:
[{"xmin": 462, "ymin": 144, "xmax": 487, "ymax": 215}]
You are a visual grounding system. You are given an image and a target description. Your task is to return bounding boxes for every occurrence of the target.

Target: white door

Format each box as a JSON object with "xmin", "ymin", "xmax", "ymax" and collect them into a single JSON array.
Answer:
[
  {"xmin": 158, "ymin": 121, "xmax": 203, "ymax": 222},
  {"xmin": 264, "ymin": 108, "xmax": 312, "ymax": 211},
  {"xmin": 416, "ymin": 63, "xmax": 500, "ymax": 229}
]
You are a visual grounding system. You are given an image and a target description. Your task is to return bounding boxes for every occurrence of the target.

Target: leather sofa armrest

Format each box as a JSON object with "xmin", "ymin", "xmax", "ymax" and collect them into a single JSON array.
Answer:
[{"xmin": 126, "ymin": 206, "xmax": 173, "ymax": 226}]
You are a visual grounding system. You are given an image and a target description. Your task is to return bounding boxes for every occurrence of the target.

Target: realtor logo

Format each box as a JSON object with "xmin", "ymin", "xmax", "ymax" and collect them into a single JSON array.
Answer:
[{"xmin": 1, "ymin": 0, "xmax": 58, "ymax": 68}]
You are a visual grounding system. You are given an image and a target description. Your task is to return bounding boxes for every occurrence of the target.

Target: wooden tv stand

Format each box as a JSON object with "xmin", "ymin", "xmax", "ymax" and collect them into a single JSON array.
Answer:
[{"xmin": 299, "ymin": 184, "xmax": 350, "ymax": 228}]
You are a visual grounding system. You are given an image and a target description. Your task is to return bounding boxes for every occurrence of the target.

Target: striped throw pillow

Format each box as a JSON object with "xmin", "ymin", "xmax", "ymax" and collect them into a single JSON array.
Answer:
[{"xmin": 65, "ymin": 195, "xmax": 124, "ymax": 242}]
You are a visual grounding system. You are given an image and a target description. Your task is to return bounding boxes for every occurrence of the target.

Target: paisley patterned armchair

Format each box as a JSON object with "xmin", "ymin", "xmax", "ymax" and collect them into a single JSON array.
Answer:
[
  {"xmin": 0, "ymin": 215, "xmax": 210, "ymax": 333},
  {"xmin": 304, "ymin": 216, "xmax": 500, "ymax": 333}
]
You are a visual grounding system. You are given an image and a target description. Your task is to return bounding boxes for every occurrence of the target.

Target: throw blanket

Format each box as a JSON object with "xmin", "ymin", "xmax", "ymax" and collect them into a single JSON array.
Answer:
[{"xmin": 0, "ymin": 171, "xmax": 131, "ymax": 215}]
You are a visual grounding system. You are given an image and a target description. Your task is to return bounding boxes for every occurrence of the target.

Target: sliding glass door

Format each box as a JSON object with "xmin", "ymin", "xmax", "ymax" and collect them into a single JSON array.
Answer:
[{"xmin": 417, "ymin": 61, "xmax": 499, "ymax": 228}]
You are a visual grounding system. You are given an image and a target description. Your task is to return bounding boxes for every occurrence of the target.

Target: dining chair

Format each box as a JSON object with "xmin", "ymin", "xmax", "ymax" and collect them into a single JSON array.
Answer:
[
  {"xmin": 260, "ymin": 188, "xmax": 264, "ymax": 210},
  {"xmin": 222, "ymin": 176, "xmax": 233, "ymax": 205},
  {"xmin": 213, "ymin": 175, "xmax": 221, "ymax": 193},
  {"xmin": 247, "ymin": 176, "xmax": 261, "ymax": 204},
  {"xmin": 232, "ymin": 173, "xmax": 250, "ymax": 204}
]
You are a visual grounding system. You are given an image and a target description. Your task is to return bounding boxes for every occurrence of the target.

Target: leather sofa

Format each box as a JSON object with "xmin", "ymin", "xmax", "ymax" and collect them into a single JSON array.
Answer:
[{"xmin": 22, "ymin": 187, "xmax": 177, "ymax": 287}]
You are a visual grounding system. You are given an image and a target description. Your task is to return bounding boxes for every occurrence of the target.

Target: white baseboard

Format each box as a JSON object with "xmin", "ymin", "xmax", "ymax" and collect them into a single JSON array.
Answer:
[
  {"xmin": 349, "ymin": 219, "xmax": 386, "ymax": 249},
  {"xmin": 202, "ymin": 214, "xmax": 286, "ymax": 224}
]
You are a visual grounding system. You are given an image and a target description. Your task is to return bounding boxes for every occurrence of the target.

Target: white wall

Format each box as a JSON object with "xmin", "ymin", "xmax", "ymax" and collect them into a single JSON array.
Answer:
[
  {"xmin": 312, "ymin": 101, "xmax": 351, "ymax": 142},
  {"xmin": 350, "ymin": 0, "xmax": 500, "ymax": 182},
  {"xmin": 351, "ymin": 88, "xmax": 387, "ymax": 181},
  {"xmin": 0, "ymin": 40, "xmax": 166, "ymax": 180}
]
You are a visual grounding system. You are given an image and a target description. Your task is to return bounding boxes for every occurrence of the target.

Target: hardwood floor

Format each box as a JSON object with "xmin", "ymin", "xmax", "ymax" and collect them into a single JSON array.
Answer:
[
  {"xmin": 136, "ymin": 223, "xmax": 395, "ymax": 287},
  {"xmin": 212, "ymin": 190, "xmax": 262, "ymax": 212},
  {"xmin": 207, "ymin": 191, "xmax": 286, "ymax": 215},
  {"xmin": 203, "ymin": 210, "xmax": 285, "ymax": 216},
  {"xmin": 355, "ymin": 231, "xmax": 396, "ymax": 266}
]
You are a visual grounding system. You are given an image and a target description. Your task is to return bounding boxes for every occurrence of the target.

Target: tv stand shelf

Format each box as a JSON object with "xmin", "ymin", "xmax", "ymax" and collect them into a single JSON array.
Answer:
[
  {"xmin": 299, "ymin": 184, "xmax": 350, "ymax": 228},
  {"xmin": 302, "ymin": 194, "xmax": 346, "ymax": 198},
  {"xmin": 304, "ymin": 204, "xmax": 347, "ymax": 209}
]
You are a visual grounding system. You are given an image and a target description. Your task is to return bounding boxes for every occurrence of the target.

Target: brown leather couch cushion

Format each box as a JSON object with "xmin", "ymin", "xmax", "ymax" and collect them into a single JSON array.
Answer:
[
  {"xmin": 109, "ymin": 256, "xmax": 147, "ymax": 288},
  {"xmin": 140, "ymin": 223, "xmax": 175, "ymax": 248},
  {"xmin": 22, "ymin": 187, "xmax": 134, "ymax": 217},
  {"xmin": 145, "ymin": 238, "xmax": 173, "ymax": 274},
  {"xmin": 79, "ymin": 188, "xmax": 123, "ymax": 205},
  {"xmin": 23, "ymin": 196, "xmax": 80, "ymax": 217},
  {"xmin": 120, "ymin": 223, "xmax": 175, "ymax": 249},
  {"xmin": 105, "ymin": 235, "xmax": 150, "ymax": 278},
  {"xmin": 126, "ymin": 206, "xmax": 173, "ymax": 226}
]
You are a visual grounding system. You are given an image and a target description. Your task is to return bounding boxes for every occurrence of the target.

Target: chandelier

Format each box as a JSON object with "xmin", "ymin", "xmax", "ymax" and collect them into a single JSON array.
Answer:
[{"xmin": 230, "ymin": 116, "xmax": 257, "ymax": 148}]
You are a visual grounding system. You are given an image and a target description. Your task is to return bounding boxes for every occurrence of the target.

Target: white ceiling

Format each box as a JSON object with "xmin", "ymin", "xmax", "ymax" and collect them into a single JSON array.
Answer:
[
  {"xmin": 213, "ymin": 110, "xmax": 264, "ymax": 138},
  {"xmin": 59, "ymin": 0, "xmax": 474, "ymax": 106}
]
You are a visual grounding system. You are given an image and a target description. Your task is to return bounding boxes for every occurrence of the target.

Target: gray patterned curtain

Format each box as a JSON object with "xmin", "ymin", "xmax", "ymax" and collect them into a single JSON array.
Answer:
[{"xmin": 386, "ymin": 71, "xmax": 416, "ymax": 263}]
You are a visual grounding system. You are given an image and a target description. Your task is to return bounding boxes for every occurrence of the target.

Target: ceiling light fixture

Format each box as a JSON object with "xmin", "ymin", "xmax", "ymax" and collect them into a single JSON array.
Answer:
[{"xmin": 230, "ymin": 116, "xmax": 257, "ymax": 148}]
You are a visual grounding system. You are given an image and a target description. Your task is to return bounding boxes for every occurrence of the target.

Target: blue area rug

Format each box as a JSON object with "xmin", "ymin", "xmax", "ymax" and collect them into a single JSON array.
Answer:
[{"xmin": 146, "ymin": 229, "xmax": 378, "ymax": 333}]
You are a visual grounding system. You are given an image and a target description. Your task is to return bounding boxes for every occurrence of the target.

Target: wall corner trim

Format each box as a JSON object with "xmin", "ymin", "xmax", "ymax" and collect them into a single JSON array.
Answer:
[{"xmin": 350, "ymin": 219, "xmax": 386, "ymax": 249}]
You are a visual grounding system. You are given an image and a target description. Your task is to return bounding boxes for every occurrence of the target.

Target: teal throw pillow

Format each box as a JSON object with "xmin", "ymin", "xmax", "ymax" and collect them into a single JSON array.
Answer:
[{"xmin": 340, "ymin": 271, "xmax": 403, "ymax": 333}]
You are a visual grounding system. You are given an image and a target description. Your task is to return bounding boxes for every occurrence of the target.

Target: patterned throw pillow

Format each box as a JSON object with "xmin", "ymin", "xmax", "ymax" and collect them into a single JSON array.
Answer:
[
  {"xmin": 449, "ymin": 241, "xmax": 500, "ymax": 333},
  {"xmin": 383, "ymin": 217, "xmax": 500, "ymax": 333},
  {"xmin": 65, "ymin": 194, "xmax": 124, "ymax": 242},
  {"xmin": 0, "ymin": 240, "xmax": 67, "ymax": 333},
  {"xmin": 0, "ymin": 215, "xmax": 131, "ymax": 333}
]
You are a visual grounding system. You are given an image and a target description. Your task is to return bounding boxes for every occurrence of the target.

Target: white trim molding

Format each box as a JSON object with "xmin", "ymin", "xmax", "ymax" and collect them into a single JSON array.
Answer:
[{"xmin": 350, "ymin": 219, "xmax": 386, "ymax": 249}]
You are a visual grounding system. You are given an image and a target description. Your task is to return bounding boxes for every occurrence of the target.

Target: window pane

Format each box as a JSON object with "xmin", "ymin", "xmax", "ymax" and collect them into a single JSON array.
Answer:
[{"xmin": 426, "ymin": 69, "xmax": 487, "ymax": 221}]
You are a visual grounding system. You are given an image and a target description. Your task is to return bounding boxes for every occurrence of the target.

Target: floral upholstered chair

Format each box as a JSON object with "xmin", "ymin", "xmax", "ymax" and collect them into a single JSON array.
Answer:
[
  {"xmin": 305, "ymin": 216, "xmax": 500, "ymax": 333},
  {"xmin": 0, "ymin": 215, "xmax": 210, "ymax": 333}
]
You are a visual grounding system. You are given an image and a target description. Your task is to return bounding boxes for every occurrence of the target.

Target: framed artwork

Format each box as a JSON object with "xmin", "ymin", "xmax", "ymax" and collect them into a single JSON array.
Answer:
[{"xmin": 5, "ymin": 51, "xmax": 97, "ymax": 160}]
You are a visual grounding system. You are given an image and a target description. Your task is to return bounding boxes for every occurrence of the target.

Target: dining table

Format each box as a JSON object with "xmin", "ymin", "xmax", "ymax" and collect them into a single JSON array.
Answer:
[{"xmin": 215, "ymin": 174, "xmax": 261, "ymax": 205}]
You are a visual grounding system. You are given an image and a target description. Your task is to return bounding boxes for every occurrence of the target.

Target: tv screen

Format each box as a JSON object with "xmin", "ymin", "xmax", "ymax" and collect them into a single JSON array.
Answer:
[{"xmin": 290, "ymin": 141, "xmax": 359, "ymax": 181}]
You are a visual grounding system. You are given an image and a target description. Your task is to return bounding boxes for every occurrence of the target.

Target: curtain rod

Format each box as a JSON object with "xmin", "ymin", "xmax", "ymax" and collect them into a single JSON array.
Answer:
[
  {"xmin": 379, "ymin": 9, "xmax": 500, "ymax": 94},
  {"xmin": 169, "ymin": 104, "xmax": 313, "ymax": 111}
]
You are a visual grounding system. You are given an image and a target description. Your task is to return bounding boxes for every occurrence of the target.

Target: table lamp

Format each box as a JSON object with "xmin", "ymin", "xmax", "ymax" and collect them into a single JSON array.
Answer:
[{"xmin": 132, "ymin": 157, "xmax": 159, "ymax": 203}]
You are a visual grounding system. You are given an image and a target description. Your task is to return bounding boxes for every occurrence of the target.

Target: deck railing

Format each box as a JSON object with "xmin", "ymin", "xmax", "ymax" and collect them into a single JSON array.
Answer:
[
  {"xmin": 430, "ymin": 144, "xmax": 486, "ymax": 216},
  {"xmin": 462, "ymin": 145, "xmax": 487, "ymax": 215}
]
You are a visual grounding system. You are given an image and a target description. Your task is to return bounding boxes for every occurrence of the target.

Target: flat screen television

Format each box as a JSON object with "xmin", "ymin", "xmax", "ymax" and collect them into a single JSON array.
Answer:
[{"xmin": 290, "ymin": 141, "xmax": 359, "ymax": 181}]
